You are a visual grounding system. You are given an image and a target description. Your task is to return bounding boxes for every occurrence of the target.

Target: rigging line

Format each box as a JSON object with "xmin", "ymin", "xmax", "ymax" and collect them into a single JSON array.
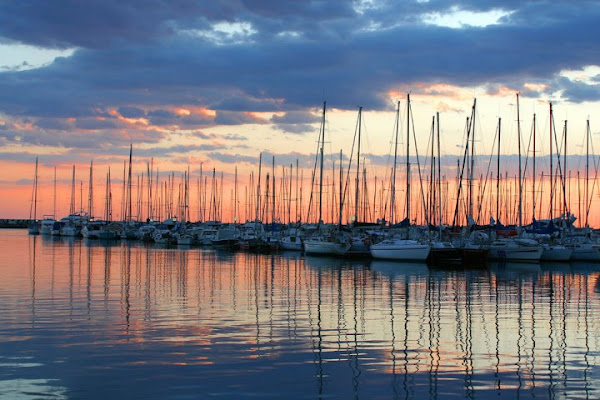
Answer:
[
  {"xmin": 341, "ymin": 108, "xmax": 360, "ymax": 221},
  {"xmin": 306, "ymin": 103, "xmax": 326, "ymax": 224},
  {"xmin": 476, "ymin": 120, "xmax": 500, "ymax": 222},
  {"xmin": 409, "ymin": 98, "xmax": 430, "ymax": 227},
  {"xmin": 452, "ymin": 109, "xmax": 475, "ymax": 228}
]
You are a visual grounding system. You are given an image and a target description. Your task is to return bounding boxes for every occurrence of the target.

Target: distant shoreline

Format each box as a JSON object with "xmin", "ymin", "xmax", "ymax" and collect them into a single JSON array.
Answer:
[{"xmin": 0, "ymin": 220, "xmax": 31, "ymax": 229}]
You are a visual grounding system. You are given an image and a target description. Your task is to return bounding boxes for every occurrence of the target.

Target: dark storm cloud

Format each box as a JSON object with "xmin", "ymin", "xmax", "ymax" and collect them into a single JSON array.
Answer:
[
  {"xmin": 550, "ymin": 78, "xmax": 600, "ymax": 104},
  {"xmin": 214, "ymin": 110, "xmax": 267, "ymax": 125},
  {"xmin": 271, "ymin": 110, "xmax": 320, "ymax": 134},
  {"xmin": 35, "ymin": 118, "xmax": 73, "ymax": 130},
  {"xmin": 118, "ymin": 106, "xmax": 146, "ymax": 119},
  {"xmin": 0, "ymin": 1, "xmax": 224, "ymax": 49},
  {"xmin": 74, "ymin": 118, "xmax": 119, "ymax": 130}
]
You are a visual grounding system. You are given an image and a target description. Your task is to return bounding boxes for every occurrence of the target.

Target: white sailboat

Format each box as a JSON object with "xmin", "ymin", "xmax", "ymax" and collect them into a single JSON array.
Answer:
[
  {"xmin": 370, "ymin": 238, "xmax": 430, "ymax": 261},
  {"xmin": 370, "ymin": 95, "xmax": 430, "ymax": 262},
  {"xmin": 487, "ymin": 238, "xmax": 543, "ymax": 262},
  {"xmin": 303, "ymin": 101, "xmax": 351, "ymax": 257},
  {"xmin": 28, "ymin": 157, "xmax": 40, "ymax": 235}
]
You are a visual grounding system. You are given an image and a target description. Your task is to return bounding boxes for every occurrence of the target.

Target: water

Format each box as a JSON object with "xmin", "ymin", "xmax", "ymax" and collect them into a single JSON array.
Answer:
[{"xmin": 1, "ymin": 230, "xmax": 600, "ymax": 399}]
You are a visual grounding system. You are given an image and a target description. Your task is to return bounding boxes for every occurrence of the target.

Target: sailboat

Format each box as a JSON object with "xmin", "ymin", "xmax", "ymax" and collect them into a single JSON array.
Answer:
[
  {"xmin": 488, "ymin": 94, "xmax": 542, "ymax": 262},
  {"xmin": 370, "ymin": 95, "xmax": 430, "ymax": 262},
  {"xmin": 534, "ymin": 109, "xmax": 572, "ymax": 261},
  {"xmin": 27, "ymin": 157, "xmax": 40, "ymax": 235},
  {"xmin": 40, "ymin": 166, "xmax": 57, "ymax": 235},
  {"xmin": 304, "ymin": 101, "xmax": 351, "ymax": 256},
  {"xmin": 427, "ymin": 112, "xmax": 462, "ymax": 265}
]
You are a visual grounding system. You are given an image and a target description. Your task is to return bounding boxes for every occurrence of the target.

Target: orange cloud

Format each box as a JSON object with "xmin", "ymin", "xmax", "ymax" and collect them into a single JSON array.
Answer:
[{"xmin": 174, "ymin": 108, "xmax": 191, "ymax": 116}]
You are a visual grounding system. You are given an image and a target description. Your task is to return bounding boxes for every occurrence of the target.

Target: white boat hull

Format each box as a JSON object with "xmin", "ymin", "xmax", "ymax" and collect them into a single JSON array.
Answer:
[
  {"xmin": 370, "ymin": 241, "xmax": 430, "ymax": 261},
  {"xmin": 304, "ymin": 240, "xmax": 350, "ymax": 256},
  {"xmin": 177, "ymin": 237, "xmax": 195, "ymax": 245},
  {"xmin": 60, "ymin": 226, "xmax": 80, "ymax": 237},
  {"xmin": 540, "ymin": 246, "xmax": 572, "ymax": 261},
  {"xmin": 569, "ymin": 244, "xmax": 600, "ymax": 261},
  {"xmin": 488, "ymin": 247, "xmax": 542, "ymax": 262},
  {"xmin": 280, "ymin": 240, "xmax": 303, "ymax": 251}
]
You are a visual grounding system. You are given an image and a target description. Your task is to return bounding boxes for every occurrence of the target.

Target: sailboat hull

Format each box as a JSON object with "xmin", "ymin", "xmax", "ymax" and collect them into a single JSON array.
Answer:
[
  {"xmin": 304, "ymin": 240, "xmax": 350, "ymax": 256},
  {"xmin": 370, "ymin": 240, "xmax": 430, "ymax": 261},
  {"xmin": 540, "ymin": 246, "xmax": 572, "ymax": 261}
]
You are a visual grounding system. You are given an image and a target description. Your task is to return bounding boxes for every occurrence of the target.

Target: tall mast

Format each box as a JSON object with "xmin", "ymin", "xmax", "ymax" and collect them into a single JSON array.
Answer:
[
  {"xmin": 288, "ymin": 164, "xmax": 293, "ymax": 224},
  {"xmin": 532, "ymin": 114, "xmax": 536, "ymax": 221},
  {"xmin": 355, "ymin": 106, "xmax": 362, "ymax": 223},
  {"xmin": 318, "ymin": 101, "xmax": 326, "ymax": 225},
  {"xmin": 391, "ymin": 101, "xmax": 400, "ymax": 225},
  {"xmin": 32, "ymin": 157, "xmax": 38, "ymax": 222},
  {"xmin": 256, "ymin": 153, "xmax": 262, "ymax": 221},
  {"xmin": 517, "ymin": 93, "xmax": 522, "ymax": 229},
  {"xmin": 436, "ymin": 112, "xmax": 442, "ymax": 237},
  {"xmin": 563, "ymin": 121, "xmax": 568, "ymax": 221},
  {"xmin": 127, "ymin": 144, "xmax": 132, "ymax": 222},
  {"xmin": 468, "ymin": 99, "xmax": 476, "ymax": 219},
  {"xmin": 70, "ymin": 165, "xmax": 76, "ymax": 215},
  {"xmin": 88, "ymin": 160, "xmax": 93, "ymax": 218},
  {"xmin": 406, "ymin": 94, "xmax": 411, "ymax": 223},
  {"xmin": 586, "ymin": 119, "xmax": 590, "ymax": 227},
  {"xmin": 496, "ymin": 118, "xmax": 501, "ymax": 224},
  {"xmin": 199, "ymin": 162, "xmax": 203, "ymax": 222},
  {"xmin": 429, "ymin": 116, "xmax": 435, "ymax": 224},
  {"xmin": 234, "ymin": 166, "xmax": 238, "ymax": 223},
  {"xmin": 549, "ymin": 103, "xmax": 554, "ymax": 220},
  {"xmin": 295, "ymin": 159, "xmax": 299, "ymax": 223},
  {"xmin": 272, "ymin": 156, "xmax": 276, "ymax": 226},
  {"xmin": 339, "ymin": 150, "xmax": 343, "ymax": 227}
]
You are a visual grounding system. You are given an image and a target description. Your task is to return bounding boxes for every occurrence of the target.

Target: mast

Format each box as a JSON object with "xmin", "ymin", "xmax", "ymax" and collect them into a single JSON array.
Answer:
[
  {"xmin": 319, "ymin": 101, "xmax": 326, "ymax": 225},
  {"xmin": 532, "ymin": 114, "xmax": 536, "ymax": 221},
  {"xmin": 549, "ymin": 103, "xmax": 554, "ymax": 220},
  {"xmin": 199, "ymin": 162, "xmax": 203, "ymax": 222},
  {"xmin": 70, "ymin": 165, "xmax": 76, "ymax": 215},
  {"xmin": 429, "ymin": 116, "xmax": 435, "ymax": 225},
  {"xmin": 105, "ymin": 167, "xmax": 112, "ymax": 221},
  {"xmin": 32, "ymin": 157, "xmax": 38, "ymax": 222},
  {"xmin": 295, "ymin": 159, "xmax": 299, "ymax": 223},
  {"xmin": 355, "ymin": 106, "xmax": 362, "ymax": 223},
  {"xmin": 339, "ymin": 150, "xmax": 343, "ymax": 227},
  {"xmin": 391, "ymin": 101, "xmax": 400, "ymax": 225},
  {"xmin": 468, "ymin": 99, "xmax": 476, "ymax": 220},
  {"xmin": 436, "ymin": 112, "xmax": 442, "ymax": 237},
  {"xmin": 496, "ymin": 118, "xmax": 501, "ymax": 224},
  {"xmin": 586, "ymin": 119, "xmax": 590, "ymax": 227},
  {"xmin": 256, "ymin": 153, "xmax": 262, "ymax": 221},
  {"xmin": 272, "ymin": 156, "xmax": 276, "ymax": 226},
  {"xmin": 406, "ymin": 94, "xmax": 411, "ymax": 223},
  {"xmin": 563, "ymin": 121, "xmax": 568, "ymax": 222},
  {"xmin": 517, "ymin": 93, "xmax": 522, "ymax": 229},
  {"xmin": 88, "ymin": 160, "xmax": 93, "ymax": 218},
  {"xmin": 234, "ymin": 166, "xmax": 238, "ymax": 223},
  {"xmin": 127, "ymin": 144, "xmax": 132, "ymax": 222}
]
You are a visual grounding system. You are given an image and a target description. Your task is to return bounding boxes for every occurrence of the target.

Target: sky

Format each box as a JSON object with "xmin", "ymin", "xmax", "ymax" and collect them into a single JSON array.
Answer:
[{"xmin": 1, "ymin": 0, "xmax": 600, "ymax": 221}]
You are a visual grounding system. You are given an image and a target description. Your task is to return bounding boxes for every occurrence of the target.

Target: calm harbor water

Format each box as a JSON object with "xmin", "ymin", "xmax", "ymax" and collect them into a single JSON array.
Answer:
[{"xmin": 1, "ymin": 230, "xmax": 600, "ymax": 399}]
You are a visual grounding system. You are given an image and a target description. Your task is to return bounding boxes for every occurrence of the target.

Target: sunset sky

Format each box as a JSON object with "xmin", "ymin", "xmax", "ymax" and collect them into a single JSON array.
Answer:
[{"xmin": 1, "ymin": 1, "xmax": 600, "ymax": 222}]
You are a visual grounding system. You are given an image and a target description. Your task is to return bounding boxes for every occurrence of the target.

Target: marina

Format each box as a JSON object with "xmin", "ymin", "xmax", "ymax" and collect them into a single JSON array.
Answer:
[{"xmin": 2, "ymin": 2, "xmax": 600, "ymax": 399}]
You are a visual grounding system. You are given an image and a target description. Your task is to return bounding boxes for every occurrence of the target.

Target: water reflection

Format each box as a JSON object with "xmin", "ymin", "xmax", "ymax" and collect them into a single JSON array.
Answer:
[{"xmin": 0, "ymin": 231, "xmax": 599, "ymax": 399}]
